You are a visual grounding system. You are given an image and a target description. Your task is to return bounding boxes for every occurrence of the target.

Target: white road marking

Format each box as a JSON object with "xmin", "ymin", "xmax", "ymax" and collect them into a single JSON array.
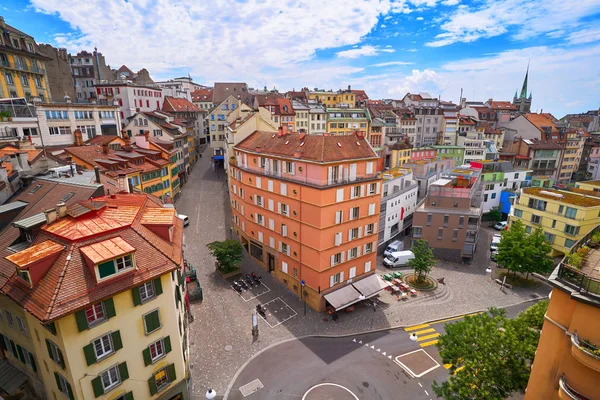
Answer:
[
  {"xmin": 424, "ymin": 390, "xmax": 429, "ymax": 396},
  {"xmin": 418, "ymin": 382, "xmax": 423, "ymax": 388},
  {"xmin": 302, "ymin": 383, "xmax": 359, "ymax": 400},
  {"xmin": 376, "ymin": 348, "xmax": 381, "ymax": 352},
  {"xmin": 382, "ymin": 352, "xmax": 387, "ymax": 356},
  {"xmin": 394, "ymin": 349, "xmax": 441, "ymax": 378},
  {"xmin": 260, "ymin": 297, "xmax": 297, "ymax": 328},
  {"xmin": 239, "ymin": 282, "xmax": 271, "ymax": 302}
]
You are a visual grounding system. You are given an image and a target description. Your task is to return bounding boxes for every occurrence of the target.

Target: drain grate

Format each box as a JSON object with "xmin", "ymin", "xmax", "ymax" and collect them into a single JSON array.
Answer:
[{"xmin": 239, "ymin": 379, "xmax": 264, "ymax": 397}]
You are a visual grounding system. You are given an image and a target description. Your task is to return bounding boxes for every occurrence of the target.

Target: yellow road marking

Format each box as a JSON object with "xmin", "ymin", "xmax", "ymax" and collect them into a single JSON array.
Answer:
[
  {"xmin": 444, "ymin": 363, "xmax": 453, "ymax": 369},
  {"xmin": 417, "ymin": 333, "xmax": 441, "ymax": 342},
  {"xmin": 419, "ymin": 339, "xmax": 439, "ymax": 348},
  {"xmin": 414, "ymin": 328, "xmax": 436, "ymax": 335},
  {"xmin": 404, "ymin": 323, "xmax": 430, "ymax": 332},
  {"xmin": 431, "ymin": 311, "xmax": 484, "ymax": 325}
]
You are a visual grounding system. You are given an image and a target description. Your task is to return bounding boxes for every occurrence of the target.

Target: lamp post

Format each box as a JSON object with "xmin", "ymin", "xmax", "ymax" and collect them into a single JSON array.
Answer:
[{"xmin": 205, "ymin": 388, "xmax": 216, "ymax": 399}]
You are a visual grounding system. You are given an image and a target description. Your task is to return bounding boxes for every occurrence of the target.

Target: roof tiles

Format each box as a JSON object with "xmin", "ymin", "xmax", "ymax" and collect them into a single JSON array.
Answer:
[{"xmin": 80, "ymin": 237, "xmax": 136, "ymax": 265}]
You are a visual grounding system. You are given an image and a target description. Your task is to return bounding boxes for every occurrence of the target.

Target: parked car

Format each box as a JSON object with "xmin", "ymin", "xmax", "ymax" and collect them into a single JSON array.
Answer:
[
  {"xmin": 383, "ymin": 251, "xmax": 415, "ymax": 268},
  {"xmin": 177, "ymin": 214, "xmax": 189, "ymax": 227},
  {"xmin": 493, "ymin": 221, "xmax": 508, "ymax": 230},
  {"xmin": 384, "ymin": 240, "xmax": 403, "ymax": 257},
  {"xmin": 490, "ymin": 234, "xmax": 501, "ymax": 252},
  {"xmin": 490, "ymin": 250, "xmax": 498, "ymax": 261}
]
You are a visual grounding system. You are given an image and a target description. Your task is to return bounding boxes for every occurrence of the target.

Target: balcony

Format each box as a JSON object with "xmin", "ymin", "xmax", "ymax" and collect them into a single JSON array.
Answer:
[
  {"xmin": 571, "ymin": 333, "xmax": 600, "ymax": 372},
  {"xmin": 558, "ymin": 375, "xmax": 591, "ymax": 400}
]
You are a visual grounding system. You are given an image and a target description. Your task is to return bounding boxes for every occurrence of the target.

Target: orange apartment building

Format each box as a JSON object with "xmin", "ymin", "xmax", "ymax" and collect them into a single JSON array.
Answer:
[
  {"xmin": 524, "ymin": 226, "xmax": 600, "ymax": 400},
  {"xmin": 229, "ymin": 131, "xmax": 383, "ymax": 311}
]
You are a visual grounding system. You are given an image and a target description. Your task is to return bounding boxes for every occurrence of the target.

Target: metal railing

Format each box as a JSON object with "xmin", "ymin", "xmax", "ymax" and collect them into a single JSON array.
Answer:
[
  {"xmin": 559, "ymin": 375, "xmax": 590, "ymax": 400},
  {"xmin": 557, "ymin": 263, "xmax": 600, "ymax": 298}
]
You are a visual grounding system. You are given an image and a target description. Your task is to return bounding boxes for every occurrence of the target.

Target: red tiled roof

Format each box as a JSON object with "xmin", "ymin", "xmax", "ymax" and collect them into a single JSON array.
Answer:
[
  {"xmin": 235, "ymin": 131, "xmax": 378, "ymax": 162},
  {"xmin": 275, "ymin": 98, "xmax": 295, "ymax": 116},
  {"xmin": 191, "ymin": 89, "xmax": 213, "ymax": 102},
  {"xmin": 255, "ymin": 94, "xmax": 280, "ymax": 107},
  {"xmin": 523, "ymin": 113, "xmax": 560, "ymax": 135},
  {"xmin": 86, "ymin": 136, "xmax": 124, "ymax": 146},
  {"xmin": 79, "ymin": 237, "xmax": 136, "ymax": 265},
  {"xmin": 0, "ymin": 193, "xmax": 183, "ymax": 322},
  {"xmin": 487, "ymin": 101, "xmax": 517, "ymax": 111},
  {"xmin": 6, "ymin": 240, "xmax": 65, "ymax": 268},
  {"xmin": 162, "ymin": 96, "xmax": 200, "ymax": 113},
  {"xmin": 0, "ymin": 144, "xmax": 43, "ymax": 163},
  {"xmin": 351, "ymin": 90, "xmax": 369, "ymax": 101}
]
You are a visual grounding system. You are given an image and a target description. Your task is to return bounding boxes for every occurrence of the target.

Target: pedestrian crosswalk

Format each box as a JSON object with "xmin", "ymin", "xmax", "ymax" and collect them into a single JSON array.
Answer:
[{"xmin": 404, "ymin": 323, "xmax": 440, "ymax": 348}]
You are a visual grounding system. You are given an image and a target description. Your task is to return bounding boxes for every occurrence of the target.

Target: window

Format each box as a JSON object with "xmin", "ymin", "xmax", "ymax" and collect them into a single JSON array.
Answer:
[
  {"xmin": 47, "ymin": 340, "xmax": 64, "ymax": 367},
  {"xmin": 350, "ymin": 228, "xmax": 359, "ymax": 240},
  {"xmin": 331, "ymin": 273, "xmax": 341, "ymax": 286},
  {"xmin": 281, "ymin": 261, "xmax": 288, "ymax": 273},
  {"xmin": 437, "ymin": 228, "xmax": 443, "ymax": 240},
  {"xmin": 332, "ymin": 252, "xmax": 342, "ymax": 266},
  {"xmin": 336, "ymin": 188, "xmax": 344, "ymax": 202},
  {"xmin": 257, "ymin": 214, "xmax": 265, "ymax": 226},
  {"xmin": 15, "ymin": 316, "xmax": 27, "ymax": 335},
  {"xmin": 350, "ymin": 207, "xmax": 360, "ymax": 220},
  {"xmin": 564, "ymin": 224, "xmax": 580, "ymax": 236},
  {"xmin": 368, "ymin": 182, "xmax": 377, "ymax": 195},
  {"xmin": 255, "ymin": 195, "xmax": 264, "ymax": 207},
  {"xmin": 285, "ymin": 162, "xmax": 294, "ymax": 174},
  {"xmin": 97, "ymin": 254, "xmax": 134, "ymax": 279},
  {"xmin": 564, "ymin": 238, "xmax": 577, "ymax": 248},
  {"xmin": 426, "ymin": 214, "xmax": 432, "ymax": 226},
  {"xmin": 413, "ymin": 227, "xmax": 422, "ymax": 238},
  {"xmin": 351, "ymin": 186, "xmax": 361, "ymax": 199},
  {"xmin": 140, "ymin": 281, "xmax": 155, "ymax": 302},
  {"xmin": 335, "ymin": 210, "xmax": 343, "ymax": 224},
  {"xmin": 368, "ymin": 203, "xmax": 376, "ymax": 216},
  {"xmin": 525, "ymin": 226, "xmax": 532, "ymax": 234},
  {"xmin": 16, "ymin": 270, "xmax": 30, "ymax": 285},
  {"xmin": 348, "ymin": 247, "xmax": 358, "ymax": 259},
  {"xmin": 280, "ymin": 203, "xmax": 289, "ymax": 216},
  {"xmin": 544, "ymin": 232, "xmax": 555, "ymax": 243},
  {"xmin": 528, "ymin": 198, "xmax": 547, "ymax": 211},
  {"xmin": 514, "ymin": 209, "xmax": 523, "ymax": 218},
  {"xmin": 443, "ymin": 215, "xmax": 449, "ymax": 227},
  {"xmin": 100, "ymin": 365, "xmax": 121, "ymax": 391},
  {"xmin": 4, "ymin": 72, "xmax": 14, "ymax": 84},
  {"xmin": 86, "ymin": 303, "xmax": 106, "ymax": 326},
  {"xmin": 281, "ymin": 224, "xmax": 288, "ymax": 237},
  {"xmin": 531, "ymin": 215, "xmax": 541, "ymax": 224},
  {"xmin": 281, "ymin": 242, "xmax": 290, "ymax": 256},
  {"xmin": 564, "ymin": 207, "xmax": 577, "ymax": 220},
  {"xmin": 453, "ymin": 229, "xmax": 459, "ymax": 242},
  {"xmin": 149, "ymin": 365, "xmax": 176, "ymax": 394},
  {"xmin": 93, "ymin": 333, "xmax": 113, "ymax": 359},
  {"xmin": 364, "ymin": 242, "xmax": 373, "ymax": 254},
  {"xmin": 55, "ymin": 373, "xmax": 73, "ymax": 399},
  {"xmin": 149, "ymin": 338, "xmax": 166, "ymax": 361},
  {"xmin": 143, "ymin": 309, "xmax": 162, "ymax": 335},
  {"xmin": 365, "ymin": 223, "xmax": 375, "ymax": 235},
  {"xmin": 280, "ymin": 183, "xmax": 287, "ymax": 196}
]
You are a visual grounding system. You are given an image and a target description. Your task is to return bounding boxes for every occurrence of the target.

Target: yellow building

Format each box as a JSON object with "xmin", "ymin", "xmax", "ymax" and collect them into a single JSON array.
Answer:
[
  {"xmin": 326, "ymin": 107, "xmax": 371, "ymax": 135},
  {"xmin": 0, "ymin": 17, "xmax": 51, "ymax": 102},
  {"xmin": 575, "ymin": 180, "xmax": 600, "ymax": 193},
  {"xmin": 387, "ymin": 143, "xmax": 412, "ymax": 168},
  {"xmin": 510, "ymin": 187, "xmax": 600, "ymax": 256},
  {"xmin": 309, "ymin": 90, "xmax": 355, "ymax": 108},
  {"xmin": 524, "ymin": 227, "xmax": 600, "ymax": 400},
  {"xmin": 0, "ymin": 192, "xmax": 188, "ymax": 400},
  {"xmin": 559, "ymin": 129, "xmax": 585, "ymax": 182}
]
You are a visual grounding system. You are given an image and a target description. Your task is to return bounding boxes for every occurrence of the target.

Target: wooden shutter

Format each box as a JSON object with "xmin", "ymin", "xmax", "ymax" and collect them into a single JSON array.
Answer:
[
  {"xmin": 340, "ymin": 271, "xmax": 344, "ymax": 282},
  {"xmin": 291, "ymin": 162, "xmax": 295, "ymax": 175},
  {"xmin": 91, "ymin": 375, "xmax": 104, "ymax": 398},
  {"xmin": 112, "ymin": 331, "xmax": 123, "ymax": 351},
  {"xmin": 124, "ymin": 392, "xmax": 134, "ymax": 400},
  {"xmin": 16, "ymin": 344, "xmax": 25, "ymax": 363},
  {"xmin": 148, "ymin": 375, "xmax": 158, "ymax": 395},
  {"xmin": 132, "ymin": 287, "xmax": 142, "ymax": 306},
  {"xmin": 164, "ymin": 336, "xmax": 172, "ymax": 354},
  {"xmin": 330, "ymin": 255, "xmax": 335, "ymax": 267},
  {"xmin": 365, "ymin": 261, "xmax": 372, "ymax": 273},
  {"xmin": 118, "ymin": 362, "xmax": 129, "ymax": 381},
  {"xmin": 143, "ymin": 347, "xmax": 152, "ymax": 366},
  {"xmin": 103, "ymin": 298, "xmax": 116, "ymax": 319},
  {"xmin": 167, "ymin": 363, "xmax": 177, "ymax": 382},
  {"xmin": 348, "ymin": 230, "xmax": 352, "ymax": 241},
  {"xmin": 83, "ymin": 343, "xmax": 96, "ymax": 366},
  {"xmin": 330, "ymin": 275, "xmax": 335, "ymax": 287},
  {"xmin": 57, "ymin": 347, "xmax": 65, "ymax": 369},
  {"xmin": 46, "ymin": 339, "xmax": 55, "ymax": 361},
  {"xmin": 154, "ymin": 277, "xmax": 163, "ymax": 296},
  {"xmin": 9, "ymin": 340, "xmax": 17, "ymax": 358},
  {"xmin": 358, "ymin": 227, "xmax": 363, "ymax": 238},
  {"xmin": 336, "ymin": 189, "xmax": 344, "ymax": 202},
  {"xmin": 75, "ymin": 309, "xmax": 88, "ymax": 331},
  {"xmin": 0, "ymin": 334, "xmax": 6, "ymax": 350}
]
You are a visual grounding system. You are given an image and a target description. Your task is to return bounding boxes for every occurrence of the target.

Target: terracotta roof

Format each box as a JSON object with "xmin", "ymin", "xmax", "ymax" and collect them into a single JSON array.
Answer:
[
  {"xmin": 286, "ymin": 91, "xmax": 308, "ymax": 100},
  {"xmin": 351, "ymin": 90, "xmax": 369, "ymax": 101},
  {"xmin": 162, "ymin": 96, "xmax": 200, "ymax": 113},
  {"xmin": 523, "ymin": 113, "xmax": 560, "ymax": 135},
  {"xmin": 79, "ymin": 237, "xmax": 136, "ymax": 265},
  {"xmin": 0, "ymin": 193, "xmax": 183, "ymax": 322},
  {"xmin": 191, "ymin": 89, "xmax": 213, "ymax": 102},
  {"xmin": 235, "ymin": 131, "xmax": 377, "ymax": 163},
  {"xmin": 487, "ymin": 101, "xmax": 517, "ymax": 111},
  {"xmin": 275, "ymin": 98, "xmax": 295, "ymax": 116},
  {"xmin": 0, "ymin": 144, "xmax": 43, "ymax": 163},
  {"xmin": 140, "ymin": 207, "xmax": 175, "ymax": 225},
  {"xmin": 86, "ymin": 136, "xmax": 124, "ymax": 146},
  {"xmin": 6, "ymin": 240, "xmax": 65, "ymax": 269}
]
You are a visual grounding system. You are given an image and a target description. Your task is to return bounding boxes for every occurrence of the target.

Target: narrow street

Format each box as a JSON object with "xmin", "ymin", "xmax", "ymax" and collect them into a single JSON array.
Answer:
[{"xmin": 177, "ymin": 147, "xmax": 550, "ymax": 398}]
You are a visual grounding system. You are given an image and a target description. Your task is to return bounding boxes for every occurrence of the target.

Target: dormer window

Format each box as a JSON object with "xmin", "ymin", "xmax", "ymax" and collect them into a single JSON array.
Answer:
[
  {"xmin": 16, "ymin": 269, "xmax": 31, "ymax": 285},
  {"xmin": 97, "ymin": 254, "xmax": 134, "ymax": 279}
]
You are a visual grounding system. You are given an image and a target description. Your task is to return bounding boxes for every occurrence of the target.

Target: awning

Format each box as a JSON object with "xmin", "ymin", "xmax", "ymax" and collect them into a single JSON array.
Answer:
[
  {"xmin": 324, "ymin": 284, "xmax": 363, "ymax": 311},
  {"xmin": 213, "ymin": 155, "xmax": 225, "ymax": 160},
  {"xmin": 0, "ymin": 358, "xmax": 29, "ymax": 394},
  {"xmin": 352, "ymin": 274, "xmax": 388, "ymax": 299}
]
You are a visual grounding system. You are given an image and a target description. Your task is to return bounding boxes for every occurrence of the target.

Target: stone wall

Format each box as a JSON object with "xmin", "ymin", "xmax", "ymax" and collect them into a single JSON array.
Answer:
[{"xmin": 38, "ymin": 44, "xmax": 75, "ymax": 101}]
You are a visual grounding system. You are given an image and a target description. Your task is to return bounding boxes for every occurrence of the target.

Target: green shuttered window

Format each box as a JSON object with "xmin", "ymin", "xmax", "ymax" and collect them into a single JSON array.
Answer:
[
  {"xmin": 143, "ymin": 309, "xmax": 161, "ymax": 335},
  {"xmin": 132, "ymin": 277, "xmax": 163, "ymax": 306},
  {"xmin": 75, "ymin": 298, "xmax": 116, "ymax": 331},
  {"xmin": 148, "ymin": 363, "xmax": 176, "ymax": 395},
  {"xmin": 142, "ymin": 336, "xmax": 172, "ymax": 366}
]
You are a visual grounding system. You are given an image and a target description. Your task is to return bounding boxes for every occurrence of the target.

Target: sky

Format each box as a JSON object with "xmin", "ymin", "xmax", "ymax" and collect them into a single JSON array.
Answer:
[{"xmin": 2, "ymin": 0, "xmax": 600, "ymax": 117}]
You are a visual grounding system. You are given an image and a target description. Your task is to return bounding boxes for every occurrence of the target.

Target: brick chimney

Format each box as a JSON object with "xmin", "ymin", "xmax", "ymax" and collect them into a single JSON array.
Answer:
[
  {"xmin": 122, "ymin": 134, "xmax": 131, "ymax": 146},
  {"xmin": 102, "ymin": 143, "xmax": 109, "ymax": 154},
  {"xmin": 144, "ymin": 130, "xmax": 150, "ymax": 141},
  {"xmin": 299, "ymin": 132, "xmax": 306, "ymax": 141},
  {"xmin": 73, "ymin": 129, "xmax": 83, "ymax": 146}
]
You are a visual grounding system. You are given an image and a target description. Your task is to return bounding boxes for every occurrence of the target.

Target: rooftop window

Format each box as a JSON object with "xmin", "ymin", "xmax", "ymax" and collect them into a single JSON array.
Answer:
[{"xmin": 97, "ymin": 254, "xmax": 134, "ymax": 280}]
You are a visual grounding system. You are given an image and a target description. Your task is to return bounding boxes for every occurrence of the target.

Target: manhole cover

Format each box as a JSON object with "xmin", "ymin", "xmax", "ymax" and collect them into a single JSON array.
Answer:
[{"xmin": 225, "ymin": 345, "xmax": 233, "ymax": 351}]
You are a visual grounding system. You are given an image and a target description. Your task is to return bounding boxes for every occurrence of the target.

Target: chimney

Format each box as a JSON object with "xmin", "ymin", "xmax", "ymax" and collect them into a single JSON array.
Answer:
[
  {"xmin": 277, "ymin": 126, "xmax": 284, "ymax": 137},
  {"xmin": 44, "ymin": 208, "xmax": 58, "ymax": 225},
  {"xmin": 299, "ymin": 132, "xmax": 306, "ymax": 141},
  {"xmin": 123, "ymin": 135, "xmax": 131, "ymax": 146},
  {"xmin": 94, "ymin": 166, "xmax": 102, "ymax": 184},
  {"xmin": 56, "ymin": 202, "xmax": 67, "ymax": 218},
  {"xmin": 117, "ymin": 173, "xmax": 129, "ymax": 193},
  {"xmin": 144, "ymin": 130, "xmax": 150, "ymax": 141},
  {"xmin": 73, "ymin": 129, "xmax": 83, "ymax": 146},
  {"xmin": 136, "ymin": 107, "xmax": 140, "ymax": 112},
  {"xmin": 281, "ymin": 125, "xmax": 288, "ymax": 136},
  {"xmin": 348, "ymin": 85, "xmax": 351, "ymax": 91},
  {"xmin": 102, "ymin": 143, "xmax": 109, "ymax": 154}
]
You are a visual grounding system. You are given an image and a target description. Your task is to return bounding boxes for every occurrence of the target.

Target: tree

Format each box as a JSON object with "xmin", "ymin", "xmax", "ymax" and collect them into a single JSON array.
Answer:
[
  {"xmin": 496, "ymin": 220, "xmax": 527, "ymax": 275},
  {"xmin": 207, "ymin": 240, "xmax": 243, "ymax": 273},
  {"xmin": 433, "ymin": 307, "xmax": 540, "ymax": 400},
  {"xmin": 514, "ymin": 300, "xmax": 548, "ymax": 331},
  {"xmin": 408, "ymin": 239, "xmax": 436, "ymax": 283},
  {"xmin": 487, "ymin": 206, "xmax": 502, "ymax": 224},
  {"xmin": 521, "ymin": 227, "xmax": 553, "ymax": 277}
]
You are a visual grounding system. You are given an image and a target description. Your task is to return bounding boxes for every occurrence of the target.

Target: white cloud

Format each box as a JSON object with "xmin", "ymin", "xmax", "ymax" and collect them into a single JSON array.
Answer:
[
  {"xmin": 441, "ymin": 0, "xmax": 460, "ymax": 5},
  {"xmin": 381, "ymin": 24, "xmax": 387, "ymax": 28},
  {"xmin": 370, "ymin": 61, "xmax": 414, "ymax": 67},
  {"xmin": 31, "ymin": 0, "xmax": 392, "ymax": 82},
  {"xmin": 416, "ymin": 16, "xmax": 424, "ymax": 20},
  {"xmin": 336, "ymin": 45, "xmax": 395, "ymax": 59},
  {"xmin": 567, "ymin": 27, "xmax": 600, "ymax": 44},
  {"xmin": 427, "ymin": 0, "xmax": 600, "ymax": 47}
]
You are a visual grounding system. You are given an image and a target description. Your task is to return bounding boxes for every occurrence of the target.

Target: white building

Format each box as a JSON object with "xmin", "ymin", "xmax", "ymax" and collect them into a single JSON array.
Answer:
[
  {"xmin": 207, "ymin": 95, "xmax": 241, "ymax": 156},
  {"xmin": 95, "ymin": 81, "xmax": 164, "ymax": 124},
  {"xmin": 378, "ymin": 168, "xmax": 419, "ymax": 245},
  {"xmin": 308, "ymin": 101, "xmax": 327, "ymax": 134},
  {"xmin": 153, "ymin": 77, "xmax": 206, "ymax": 101},
  {"xmin": 292, "ymin": 100, "xmax": 309, "ymax": 133},
  {"xmin": 0, "ymin": 97, "xmax": 38, "ymax": 142}
]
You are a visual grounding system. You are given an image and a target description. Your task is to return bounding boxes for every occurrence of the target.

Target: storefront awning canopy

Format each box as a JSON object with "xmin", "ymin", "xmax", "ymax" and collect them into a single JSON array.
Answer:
[
  {"xmin": 324, "ymin": 284, "xmax": 363, "ymax": 310},
  {"xmin": 0, "ymin": 359, "xmax": 28, "ymax": 394},
  {"xmin": 352, "ymin": 274, "xmax": 388, "ymax": 299}
]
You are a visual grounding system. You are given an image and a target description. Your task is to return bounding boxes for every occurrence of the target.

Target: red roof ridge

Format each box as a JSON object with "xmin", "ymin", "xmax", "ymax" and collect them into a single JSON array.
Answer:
[{"xmin": 45, "ymin": 243, "xmax": 75, "ymax": 321}]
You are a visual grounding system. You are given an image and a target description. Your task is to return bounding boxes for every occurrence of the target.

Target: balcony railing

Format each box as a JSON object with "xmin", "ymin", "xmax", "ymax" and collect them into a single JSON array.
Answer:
[
  {"xmin": 571, "ymin": 332, "xmax": 600, "ymax": 373},
  {"xmin": 556, "ymin": 263, "xmax": 600, "ymax": 298},
  {"xmin": 558, "ymin": 375, "xmax": 590, "ymax": 400}
]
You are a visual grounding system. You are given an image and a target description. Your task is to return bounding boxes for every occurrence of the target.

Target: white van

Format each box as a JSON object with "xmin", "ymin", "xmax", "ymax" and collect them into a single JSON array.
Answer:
[
  {"xmin": 383, "ymin": 251, "xmax": 415, "ymax": 268},
  {"xmin": 177, "ymin": 214, "xmax": 189, "ymax": 227},
  {"xmin": 384, "ymin": 240, "xmax": 403, "ymax": 257},
  {"xmin": 490, "ymin": 234, "xmax": 501, "ymax": 251}
]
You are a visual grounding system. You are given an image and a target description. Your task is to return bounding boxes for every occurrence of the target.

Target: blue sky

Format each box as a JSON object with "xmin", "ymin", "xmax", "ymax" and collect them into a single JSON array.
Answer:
[{"xmin": 3, "ymin": 0, "xmax": 600, "ymax": 117}]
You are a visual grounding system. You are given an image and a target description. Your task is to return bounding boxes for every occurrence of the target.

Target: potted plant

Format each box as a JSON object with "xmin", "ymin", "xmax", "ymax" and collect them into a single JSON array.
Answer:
[
  {"xmin": 577, "ymin": 246, "xmax": 591, "ymax": 259},
  {"xmin": 588, "ymin": 231, "xmax": 600, "ymax": 248},
  {"xmin": 566, "ymin": 253, "xmax": 583, "ymax": 269},
  {"xmin": 0, "ymin": 110, "xmax": 11, "ymax": 122}
]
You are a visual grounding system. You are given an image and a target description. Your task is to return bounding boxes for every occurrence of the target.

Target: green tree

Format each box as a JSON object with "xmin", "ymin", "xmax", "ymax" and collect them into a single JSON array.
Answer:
[
  {"xmin": 408, "ymin": 239, "xmax": 436, "ymax": 283},
  {"xmin": 514, "ymin": 300, "xmax": 548, "ymax": 331},
  {"xmin": 487, "ymin": 206, "xmax": 502, "ymax": 224},
  {"xmin": 496, "ymin": 220, "xmax": 527, "ymax": 275},
  {"xmin": 521, "ymin": 227, "xmax": 553, "ymax": 278},
  {"xmin": 207, "ymin": 240, "xmax": 243, "ymax": 273},
  {"xmin": 433, "ymin": 307, "xmax": 540, "ymax": 400}
]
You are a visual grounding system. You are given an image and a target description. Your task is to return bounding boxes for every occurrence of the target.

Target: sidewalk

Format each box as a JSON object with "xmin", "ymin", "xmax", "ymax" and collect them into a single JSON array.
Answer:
[{"xmin": 178, "ymin": 150, "xmax": 551, "ymax": 396}]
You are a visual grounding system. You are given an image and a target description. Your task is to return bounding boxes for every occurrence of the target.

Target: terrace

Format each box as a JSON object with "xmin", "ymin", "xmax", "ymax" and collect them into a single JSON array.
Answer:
[{"xmin": 555, "ymin": 227, "xmax": 600, "ymax": 299}]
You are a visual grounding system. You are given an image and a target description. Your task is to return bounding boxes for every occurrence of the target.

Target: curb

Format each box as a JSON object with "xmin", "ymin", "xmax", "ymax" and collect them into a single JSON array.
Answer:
[{"xmin": 222, "ymin": 296, "xmax": 545, "ymax": 399}]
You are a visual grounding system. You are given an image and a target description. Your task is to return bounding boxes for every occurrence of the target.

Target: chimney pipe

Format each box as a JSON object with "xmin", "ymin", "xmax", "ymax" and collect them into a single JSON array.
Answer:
[
  {"xmin": 94, "ymin": 166, "xmax": 101, "ymax": 184},
  {"xmin": 44, "ymin": 208, "xmax": 58, "ymax": 225},
  {"xmin": 144, "ymin": 130, "xmax": 150, "ymax": 141},
  {"xmin": 56, "ymin": 202, "xmax": 67, "ymax": 218},
  {"xmin": 102, "ymin": 143, "xmax": 109, "ymax": 154},
  {"xmin": 73, "ymin": 129, "xmax": 83, "ymax": 146}
]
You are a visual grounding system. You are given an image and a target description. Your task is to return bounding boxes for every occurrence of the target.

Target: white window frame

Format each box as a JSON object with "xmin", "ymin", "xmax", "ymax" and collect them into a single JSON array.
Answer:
[
  {"xmin": 115, "ymin": 255, "xmax": 133, "ymax": 272},
  {"xmin": 149, "ymin": 338, "xmax": 165, "ymax": 362},
  {"xmin": 281, "ymin": 261, "xmax": 288, "ymax": 274},
  {"xmin": 139, "ymin": 281, "xmax": 155, "ymax": 303},
  {"xmin": 281, "ymin": 203, "xmax": 290, "ymax": 216},
  {"xmin": 100, "ymin": 365, "xmax": 121, "ymax": 391},
  {"xmin": 336, "ymin": 188, "xmax": 344, "ymax": 203},
  {"xmin": 335, "ymin": 210, "xmax": 343, "ymax": 224},
  {"xmin": 364, "ymin": 261, "xmax": 372, "ymax": 273},
  {"xmin": 85, "ymin": 303, "xmax": 106, "ymax": 326},
  {"xmin": 280, "ymin": 183, "xmax": 287, "ymax": 196},
  {"xmin": 349, "ymin": 266, "xmax": 357, "ymax": 279},
  {"xmin": 15, "ymin": 316, "xmax": 28, "ymax": 335},
  {"xmin": 368, "ymin": 203, "xmax": 376, "ymax": 216},
  {"xmin": 57, "ymin": 373, "xmax": 70, "ymax": 397},
  {"xmin": 92, "ymin": 333, "xmax": 114, "ymax": 359}
]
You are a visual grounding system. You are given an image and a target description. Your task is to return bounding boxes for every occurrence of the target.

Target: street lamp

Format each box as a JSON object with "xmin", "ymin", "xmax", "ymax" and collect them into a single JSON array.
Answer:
[
  {"xmin": 410, "ymin": 333, "xmax": 418, "ymax": 341},
  {"xmin": 205, "ymin": 388, "xmax": 217, "ymax": 399}
]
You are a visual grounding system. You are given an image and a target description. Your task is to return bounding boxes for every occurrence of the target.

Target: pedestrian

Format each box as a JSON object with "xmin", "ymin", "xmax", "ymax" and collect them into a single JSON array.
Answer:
[{"xmin": 332, "ymin": 311, "xmax": 338, "ymax": 321}]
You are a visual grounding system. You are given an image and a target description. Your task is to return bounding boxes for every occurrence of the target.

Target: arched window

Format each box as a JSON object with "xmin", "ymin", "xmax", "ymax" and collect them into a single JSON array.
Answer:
[{"xmin": 134, "ymin": 119, "xmax": 138, "ymax": 126}]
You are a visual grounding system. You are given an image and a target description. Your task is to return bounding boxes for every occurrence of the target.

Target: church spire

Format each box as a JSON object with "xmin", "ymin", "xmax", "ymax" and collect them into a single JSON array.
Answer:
[{"xmin": 519, "ymin": 61, "xmax": 529, "ymax": 99}]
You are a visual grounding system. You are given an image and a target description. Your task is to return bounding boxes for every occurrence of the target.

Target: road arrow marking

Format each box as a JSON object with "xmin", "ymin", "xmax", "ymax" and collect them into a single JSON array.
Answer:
[
  {"xmin": 359, "ymin": 340, "xmax": 362, "ymax": 344},
  {"xmin": 382, "ymin": 352, "xmax": 387, "ymax": 356},
  {"xmin": 376, "ymin": 348, "xmax": 381, "ymax": 352},
  {"xmin": 370, "ymin": 345, "xmax": 375, "ymax": 349},
  {"xmin": 352, "ymin": 338, "xmax": 356, "ymax": 342},
  {"xmin": 365, "ymin": 343, "xmax": 369, "ymax": 347},
  {"xmin": 388, "ymin": 355, "xmax": 392, "ymax": 359}
]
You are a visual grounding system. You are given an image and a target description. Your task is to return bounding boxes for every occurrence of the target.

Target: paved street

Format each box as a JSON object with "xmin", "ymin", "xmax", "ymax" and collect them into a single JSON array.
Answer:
[
  {"xmin": 178, "ymin": 148, "xmax": 551, "ymax": 398},
  {"xmin": 226, "ymin": 302, "xmax": 535, "ymax": 399}
]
